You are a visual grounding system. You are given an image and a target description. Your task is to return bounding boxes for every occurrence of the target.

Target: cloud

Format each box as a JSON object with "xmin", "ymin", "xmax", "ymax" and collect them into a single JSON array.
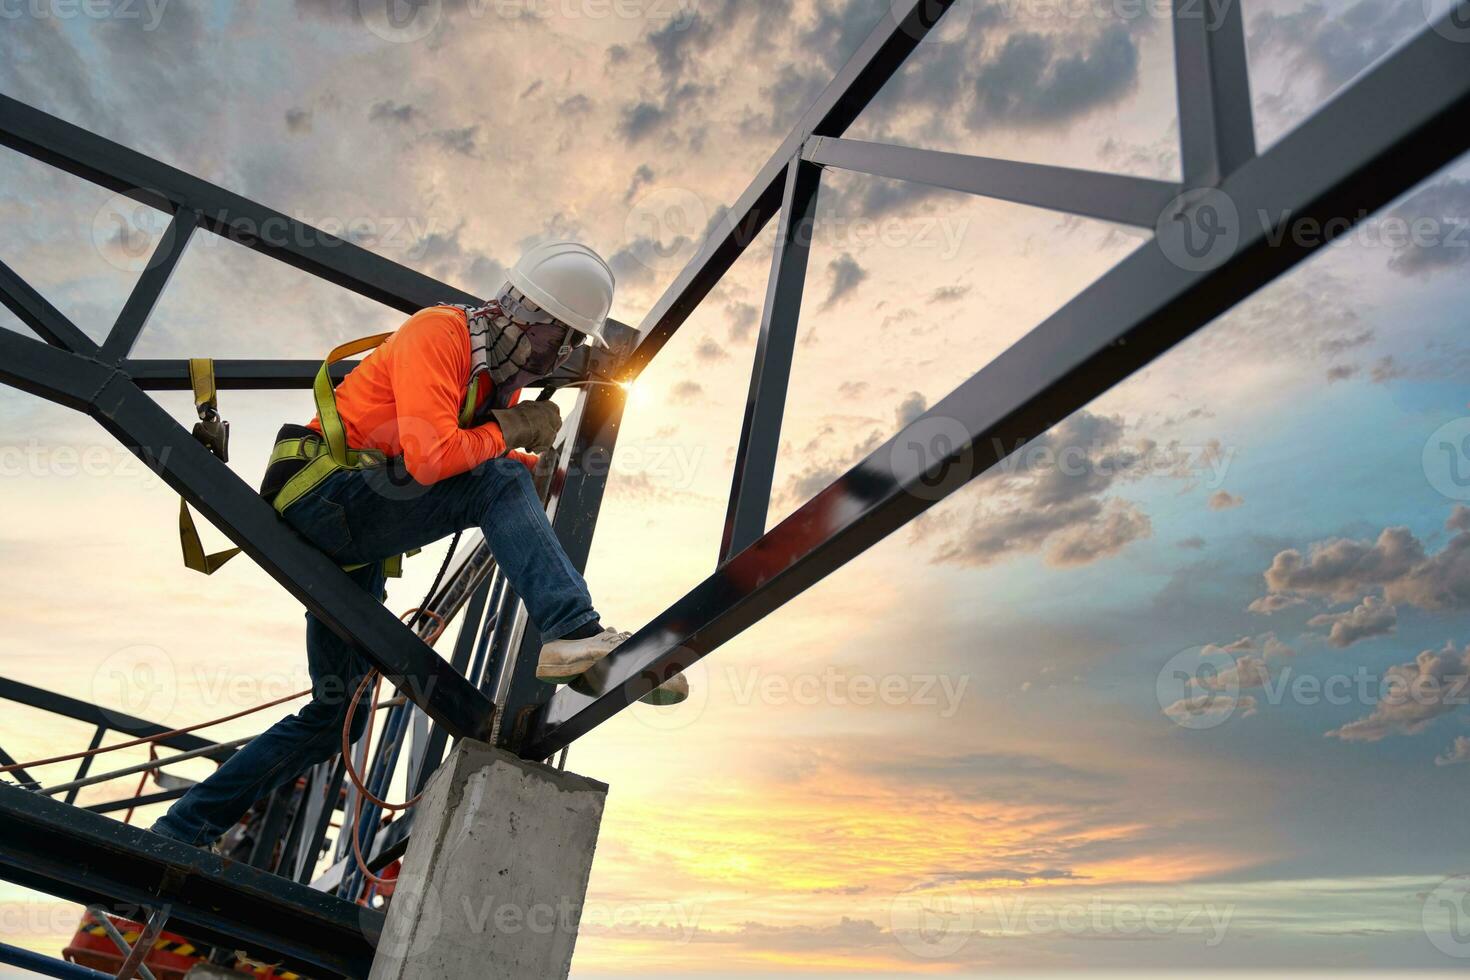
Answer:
[
  {"xmin": 618, "ymin": 101, "xmax": 667, "ymax": 143},
  {"xmin": 1164, "ymin": 693, "xmax": 1258, "ymax": 725},
  {"xmin": 928, "ymin": 284, "xmax": 971, "ymax": 304},
  {"xmin": 369, "ymin": 100, "xmax": 418, "ymax": 125},
  {"xmin": 895, "ymin": 391, "xmax": 927, "ymax": 428},
  {"xmin": 696, "ymin": 917, "xmax": 888, "ymax": 952},
  {"xmin": 284, "ymin": 107, "xmax": 313, "ymax": 133},
  {"xmin": 1257, "ymin": 507, "xmax": 1470, "ymax": 610},
  {"xmin": 967, "ymin": 24, "xmax": 1139, "ymax": 130},
  {"xmin": 1307, "ymin": 596, "xmax": 1398, "ymax": 648},
  {"xmin": 1045, "ymin": 499, "xmax": 1151, "ymax": 567},
  {"xmin": 607, "ymin": 239, "xmax": 672, "ymax": 288},
  {"xmin": 942, "ymin": 867, "xmax": 1084, "ymax": 883},
  {"xmin": 1248, "ymin": 594, "xmax": 1306, "ymax": 615},
  {"xmin": 1326, "ymin": 364, "xmax": 1357, "ymax": 383},
  {"xmin": 428, "ymin": 125, "xmax": 481, "ymax": 157},
  {"xmin": 726, "ymin": 300, "xmax": 759, "ymax": 341},
  {"xmin": 559, "ymin": 93, "xmax": 592, "ymax": 114},
  {"xmin": 1199, "ymin": 654, "xmax": 1272, "ymax": 693},
  {"xmin": 919, "ymin": 411, "xmax": 1193, "ymax": 569},
  {"xmin": 1435, "ymin": 736, "xmax": 1470, "ymax": 766},
  {"xmin": 1209, "ymin": 490, "xmax": 1244, "ymax": 510},
  {"xmin": 822, "ymin": 253, "xmax": 867, "ymax": 309},
  {"xmin": 623, "ymin": 164, "xmax": 656, "ymax": 204},
  {"xmin": 1178, "ymin": 536, "xmax": 1206, "ymax": 550},
  {"xmin": 1327, "ymin": 642, "xmax": 1470, "ymax": 742},
  {"xmin": 1369, "ymin": 354, "xmax": 1408, "ymax": 383},
  {"xmin": 670, "ymin": 380, "xmax": 704, "ymax": 404},
  {"xmin": 694, "ymin": 338, "xmax": 727, "ymax": 362},
  {"xmin": 1249, "ymin": 0, "xmax": 1424, "ymax": 94}
]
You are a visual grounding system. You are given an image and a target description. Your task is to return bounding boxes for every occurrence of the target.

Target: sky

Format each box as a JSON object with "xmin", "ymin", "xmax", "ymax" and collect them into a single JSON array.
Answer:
[{"xmin": 2, "ymin": 0, "xmax": 1470, "ymax": 976}]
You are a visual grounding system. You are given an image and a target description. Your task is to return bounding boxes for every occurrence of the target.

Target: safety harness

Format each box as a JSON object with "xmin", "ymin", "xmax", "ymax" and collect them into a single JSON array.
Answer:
[{"xmin": 181, "ymin": 328, "xmax": 487, "ymax": 578}]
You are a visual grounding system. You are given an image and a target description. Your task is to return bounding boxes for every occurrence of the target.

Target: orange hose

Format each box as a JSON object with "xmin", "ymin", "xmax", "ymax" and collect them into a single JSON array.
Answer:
[{"xmin": 341, "ymin": 607, "xmax": 450, "ymax": 895}]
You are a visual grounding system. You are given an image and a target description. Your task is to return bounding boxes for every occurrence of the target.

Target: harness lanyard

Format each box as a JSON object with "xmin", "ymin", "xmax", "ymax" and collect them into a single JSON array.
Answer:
[{"xmin": 179, "ymin": 358, "xmax": 242, "ymax": 575}]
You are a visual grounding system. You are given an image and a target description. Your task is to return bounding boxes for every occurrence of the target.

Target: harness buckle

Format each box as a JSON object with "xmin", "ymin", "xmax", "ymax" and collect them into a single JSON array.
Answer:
[{"xmin": 192, "ymin": 412, "xmax": 230, "ymax": 463}]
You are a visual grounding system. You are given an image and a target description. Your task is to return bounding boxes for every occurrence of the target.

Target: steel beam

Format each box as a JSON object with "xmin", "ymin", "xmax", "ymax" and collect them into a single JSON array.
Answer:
[
  {"xmin": 126, "ymin": 358, "xmax": 355, "ymax": 390},
  {"xmin": 0, "ymin": 745, "xmax": 39, "ymax": 791},
  {"xmin": 520, "ymin": 15, "xmax": 1470, "ymax": 759},
  {"xmin": 0, "ymin": 677, "xmax": 228, "ymax": 761},
  {"xmin": 0, "ymin": 256, "xmax": 98, "ymax": 353},
  {"xmin": 1173, "ymin": 0, "xmax": 1256, "ymax": 186},
  {"xmin": 803, "ymin": 136, "xmax": 1180, "ymax": 227},
  {"xmin": 99, "ymin": 208, "xmax": 199, "ymax": 363},
  {"xmin": 721, "ymin": 158, "xmax": 822, "ymax": 562},
  {"xmin": 623, "ymin": 0, "xmax": 957, "ymax": 376},
  {"xmin": 0, "ymin": 784, "xmax": 379, "ymax": 979},
  {"xmin": 495, "ymin": 381, "xmax": 628, "ymax": 753},
  {"xmin": 0, "ymin": 94, "xmax": 480, "ymax": 314},
  {"xmin": 84, "ymin": 789, "xmax": 186, "ymax": 815}
]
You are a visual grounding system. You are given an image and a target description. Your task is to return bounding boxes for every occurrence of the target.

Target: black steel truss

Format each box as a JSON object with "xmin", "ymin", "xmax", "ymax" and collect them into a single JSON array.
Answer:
[{"xmin": 1, "ymin": 0, "xmax": 1467, "ymax": 973}]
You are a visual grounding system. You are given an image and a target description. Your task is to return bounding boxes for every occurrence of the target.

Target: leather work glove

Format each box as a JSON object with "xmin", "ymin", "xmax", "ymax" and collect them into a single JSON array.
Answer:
[{"xmin": 491, "ymin": 401, "xmax": 562, "ymax": 454}]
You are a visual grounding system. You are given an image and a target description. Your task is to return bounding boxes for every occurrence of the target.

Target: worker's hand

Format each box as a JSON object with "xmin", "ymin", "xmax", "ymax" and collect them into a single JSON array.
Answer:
[{"xmin": 491, "ymin": 401, "xmax": 563, "ymax": 454}]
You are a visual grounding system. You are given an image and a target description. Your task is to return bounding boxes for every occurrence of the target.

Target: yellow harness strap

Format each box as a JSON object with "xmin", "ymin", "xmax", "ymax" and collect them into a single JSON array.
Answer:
[
  {"xmin": 179, "ymin": 358, "xmax": 242, "ymax": 575},
  {"xmin": 270, "ymin": 331, "xmax": 481, "ymax": 577}
]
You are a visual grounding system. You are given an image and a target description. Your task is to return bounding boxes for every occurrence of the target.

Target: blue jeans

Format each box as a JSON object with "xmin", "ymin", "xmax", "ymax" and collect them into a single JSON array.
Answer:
[{"xmin": 152, "ymin": 457, "xmax": 598, "ymax": 846}]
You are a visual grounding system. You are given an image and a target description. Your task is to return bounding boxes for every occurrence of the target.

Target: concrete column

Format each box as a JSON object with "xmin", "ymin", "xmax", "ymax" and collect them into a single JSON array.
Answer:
[{"xmin": 368, "ymin": 740, "xmax": 607, "ymax": 980}]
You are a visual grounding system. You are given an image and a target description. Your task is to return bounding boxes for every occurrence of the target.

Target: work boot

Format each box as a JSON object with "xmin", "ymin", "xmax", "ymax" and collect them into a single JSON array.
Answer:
[{"xmin": 536, "ymin": 627, "xmax": 689, "ymax": 705}]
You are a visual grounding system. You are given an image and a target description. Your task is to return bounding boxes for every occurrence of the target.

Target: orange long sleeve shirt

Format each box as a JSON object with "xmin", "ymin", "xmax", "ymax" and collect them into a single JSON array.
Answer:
[{"xmin": 308, "ymin": 306, "xmax": 536, "ymax": 485}]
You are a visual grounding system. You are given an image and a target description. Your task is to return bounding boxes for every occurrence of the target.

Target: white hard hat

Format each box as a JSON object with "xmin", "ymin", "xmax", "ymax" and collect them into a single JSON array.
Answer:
[{"xmin": 505, "ymin": 240, "xmax": 616, "ymax": 347}]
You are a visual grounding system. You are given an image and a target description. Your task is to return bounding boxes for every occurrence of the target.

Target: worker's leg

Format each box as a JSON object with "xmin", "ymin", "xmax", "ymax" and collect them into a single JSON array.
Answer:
[
  {"xmin": 152, "ymin": 561, "xmax": 385, "ymax": 846},
  {"xmin": 315, "ymin": 457, "xmax": 601, "ymax": 642}
]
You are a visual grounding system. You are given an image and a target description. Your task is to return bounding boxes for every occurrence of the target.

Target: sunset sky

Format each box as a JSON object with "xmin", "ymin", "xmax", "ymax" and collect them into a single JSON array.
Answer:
[{"xmin": 2, "ymin": 0, "xmax": 1469, "ymax": 976}]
